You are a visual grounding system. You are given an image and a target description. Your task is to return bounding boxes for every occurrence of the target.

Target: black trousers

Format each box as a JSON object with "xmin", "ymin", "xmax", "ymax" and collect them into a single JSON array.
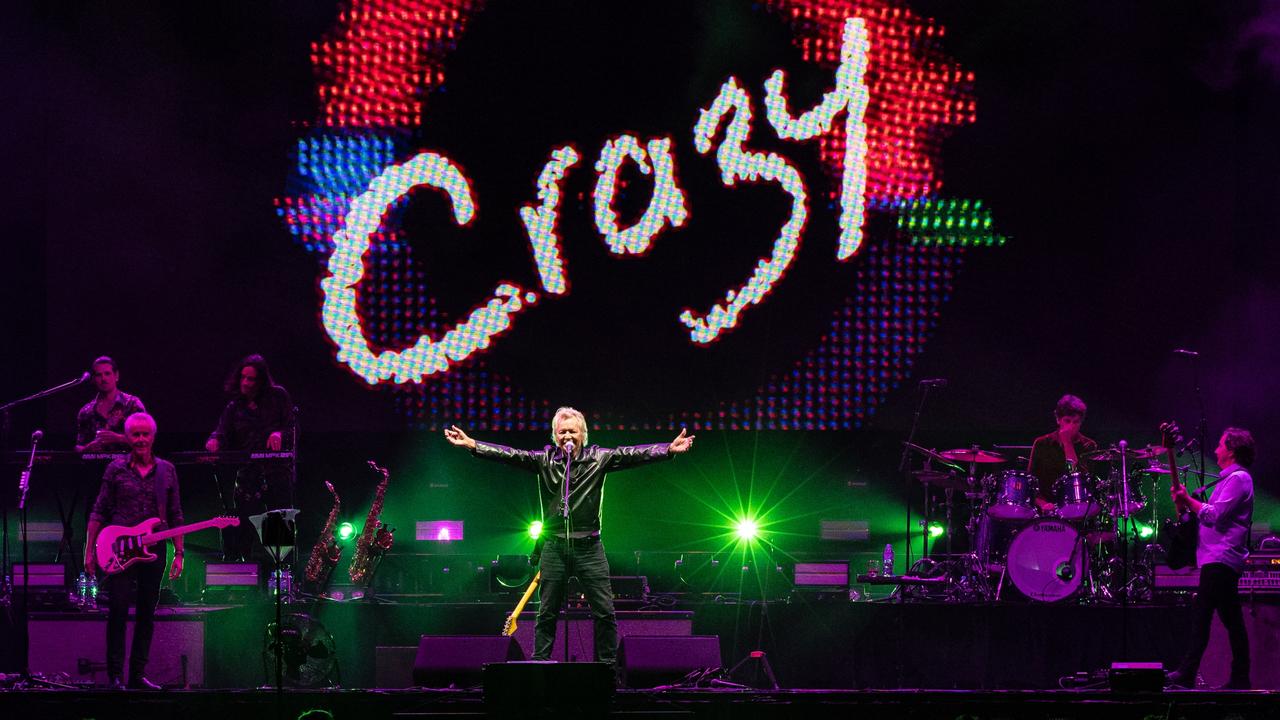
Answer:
[
  {"xmin": 218, "ymin": 465, "xmax": 294, "ymax": 562},
  {"xmin": 1176, "ymin": 562, "xmax": 1250, "ymax": 683},
  {"xmin": 534, "ymin": 535, "xmax": 617, "ymax": 664},
  {"xmin": 105, "ymin": 554, "xmax": 166, "ymax": 679}
]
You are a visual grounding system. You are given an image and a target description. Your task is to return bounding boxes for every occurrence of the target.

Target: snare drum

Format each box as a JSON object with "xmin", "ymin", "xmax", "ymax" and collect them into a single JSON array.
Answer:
[
  {"xmin": 1006, "ymin": 518, "xmax": 1085, "ymax": 602},
  {"xmin": 1052, "ymin": 471, "xmax": 1100, "ymax": 520},
  {"xmin": 987, "ymin": 470, "xmax": 1038, "ymax": 520}
]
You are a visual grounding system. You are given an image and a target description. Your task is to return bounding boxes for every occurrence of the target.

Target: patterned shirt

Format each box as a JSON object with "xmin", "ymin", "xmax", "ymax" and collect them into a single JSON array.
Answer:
[
  {"xmin": 76, "ymin": 391, "xmax": 146, "ymax": 449},
  {"xmin": 90, "ymin": 457, "xmax": 184, "ymax": 529}
]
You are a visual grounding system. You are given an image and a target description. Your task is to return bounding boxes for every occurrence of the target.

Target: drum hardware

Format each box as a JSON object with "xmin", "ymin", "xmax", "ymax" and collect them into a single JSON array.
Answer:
[{"xmin": 1083, "ymin": 445, "xmax": 1163, "ymax": 462}]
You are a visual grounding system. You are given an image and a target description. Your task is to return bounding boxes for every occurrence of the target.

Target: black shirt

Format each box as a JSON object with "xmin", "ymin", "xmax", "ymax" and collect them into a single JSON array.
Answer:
[
  {"xmin": 209, "ymin": 385, "xmax": 295, "ymax": 451},
  {"xmin": 473, "ymin": 441, "xmax": 672, "ymax": 538}
]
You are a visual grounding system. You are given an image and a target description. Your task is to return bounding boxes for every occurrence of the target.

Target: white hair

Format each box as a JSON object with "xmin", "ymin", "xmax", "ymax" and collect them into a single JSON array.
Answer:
[
  {"xmin": 124, "ymin": 412, "xmax": 156, "ymax": 433},
  {"xmin": 550, "ymin": 406, "xmax": 588, "ymax": 445}
]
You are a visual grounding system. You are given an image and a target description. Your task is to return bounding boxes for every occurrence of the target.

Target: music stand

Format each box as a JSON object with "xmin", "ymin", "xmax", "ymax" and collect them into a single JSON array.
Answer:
[{"xmin": 250, "ymin": 508, "xmax": 298, "ymax": 690}]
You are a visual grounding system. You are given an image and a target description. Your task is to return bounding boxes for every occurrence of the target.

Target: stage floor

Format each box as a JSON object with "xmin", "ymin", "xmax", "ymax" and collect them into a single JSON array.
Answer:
[{"xmin": 0, "ymin": 687, "xmax": 1276, "ymax": 720}]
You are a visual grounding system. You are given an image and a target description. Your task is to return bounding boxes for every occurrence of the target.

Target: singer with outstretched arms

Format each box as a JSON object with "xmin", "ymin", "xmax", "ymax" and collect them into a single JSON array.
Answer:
[{"xmin": 444, "ymin": 407, "xmax": 694, "ymax": 671}]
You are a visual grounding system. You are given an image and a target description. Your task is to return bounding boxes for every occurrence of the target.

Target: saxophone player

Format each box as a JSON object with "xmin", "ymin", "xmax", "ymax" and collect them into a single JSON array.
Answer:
[{"xmin": 445, "ymin": 407, "xmax": 694, "ymax": 676}]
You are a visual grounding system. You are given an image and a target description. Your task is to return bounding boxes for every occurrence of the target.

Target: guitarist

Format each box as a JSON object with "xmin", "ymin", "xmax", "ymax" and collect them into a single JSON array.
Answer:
[
  {"xmin": 445, "ymin": 407, "xmax": 694, "ymax": 675},
  {"xmin": 84, "ymin": 412, "xmax": 184, "ymax": 690},
  {"xmin": 1167, "ymin": 427, "xmax": 1255, "ymax": 690}
]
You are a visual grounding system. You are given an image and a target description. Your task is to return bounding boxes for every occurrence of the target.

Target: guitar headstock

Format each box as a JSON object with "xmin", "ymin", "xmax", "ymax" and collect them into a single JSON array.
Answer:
[
  {"xmin": 502, "ymin": 615, "xmax": 517, "ymax": 636},
  {"xmin": 1159, "ymin": 421, "xmax": 1183, "ymax": 451},
  {"xmin": 215, "ymin": 515, "xmax": 241, "ymax": 528}
]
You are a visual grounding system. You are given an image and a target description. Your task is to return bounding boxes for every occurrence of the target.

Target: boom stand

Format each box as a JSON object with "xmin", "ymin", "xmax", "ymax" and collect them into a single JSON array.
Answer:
[{"xmin": 251, "ymin": 508, "xmax": 299, "ymax": 690}]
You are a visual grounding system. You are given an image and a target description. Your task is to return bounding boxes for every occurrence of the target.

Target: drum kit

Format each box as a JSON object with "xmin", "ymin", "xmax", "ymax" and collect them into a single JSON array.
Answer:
[{"xmin": 902, "ymin": 441, "xmax": 1172, "ymax": 603}]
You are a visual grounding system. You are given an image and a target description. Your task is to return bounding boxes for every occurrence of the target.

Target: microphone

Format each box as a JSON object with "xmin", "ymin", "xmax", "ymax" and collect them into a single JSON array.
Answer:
[
  {"xmin": 1055, "ymin": 562, "xmax": 1075, "ymax": 581},
  {"xmin": 31, "ymin": 430, "xmax": 44, "ymax": 444},
  {"xmin": 918, "ymin": 378, "xmax": 948, "ymax": 388},
  {"xmin": 1173, "ymin": 349, "xmax": 1199, "ymax": 357},
  {"xmin": 79, "ymin": 371, "xmax": 91, "ymax": 383},
  {"xmin": 562, "ymin": 440, "xmax": 575, "ymax": 458}
]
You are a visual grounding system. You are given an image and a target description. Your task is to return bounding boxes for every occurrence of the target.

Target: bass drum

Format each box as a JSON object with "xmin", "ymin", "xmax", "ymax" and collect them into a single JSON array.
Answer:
[{"xmin": 1006, "ymin": 518, "xmax": 1085, "ymax": 602}]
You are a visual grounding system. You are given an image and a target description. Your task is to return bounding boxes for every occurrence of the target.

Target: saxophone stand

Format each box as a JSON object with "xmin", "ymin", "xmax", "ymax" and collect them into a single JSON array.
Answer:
[{"xmin": 251, "ymin": 508, "xmax": 298, "ymax": 691}]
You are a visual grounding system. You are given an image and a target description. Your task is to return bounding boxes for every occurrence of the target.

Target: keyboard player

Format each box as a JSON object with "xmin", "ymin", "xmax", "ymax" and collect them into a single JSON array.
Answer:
[{"xmin": 204, "ymin": 354, "xmax": 295, "ymax": 562}]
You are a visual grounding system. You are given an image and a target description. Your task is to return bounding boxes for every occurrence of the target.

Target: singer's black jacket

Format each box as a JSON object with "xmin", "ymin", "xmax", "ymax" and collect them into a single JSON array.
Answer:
[{"xmin": 472, "ymin": 441, "xmax": 672, "ymax": 538}]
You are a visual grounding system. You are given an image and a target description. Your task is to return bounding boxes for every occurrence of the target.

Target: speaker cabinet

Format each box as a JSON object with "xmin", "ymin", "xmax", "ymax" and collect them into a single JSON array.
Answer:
[
  {"xmin": 618, "ymin": 635, "xmax": 722, "ymax": 688},
  {"xmin": 411, "ymin": 635, "xmax": 525, "ymax": 688}
]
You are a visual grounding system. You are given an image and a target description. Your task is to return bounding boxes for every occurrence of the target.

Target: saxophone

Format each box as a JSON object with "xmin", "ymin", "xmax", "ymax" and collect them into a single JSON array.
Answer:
[
  {"xmin": 305, "ymin": 481, "xmax": 342, "ymax": 583},
  {"xmin": 349, "ymin": 460, "xmax": 394, "ymax": 586}
]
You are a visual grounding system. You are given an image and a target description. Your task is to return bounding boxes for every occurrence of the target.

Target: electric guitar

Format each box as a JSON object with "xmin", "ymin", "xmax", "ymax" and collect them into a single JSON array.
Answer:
[
  {"xmin": 1160, "ymin": 421, "xmax": 1198, "ymax": 570},
  {"xmin": 94, "ymin": 516, "xmax": 239, "ymax": 575},
  {"xmin": 502, "ymin": 571, "xmax": 541, "ymax": 636}
]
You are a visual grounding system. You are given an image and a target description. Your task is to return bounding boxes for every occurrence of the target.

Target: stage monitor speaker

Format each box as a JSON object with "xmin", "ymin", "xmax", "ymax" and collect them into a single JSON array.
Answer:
[
  {"xmin": 618, "ymin": 635, "xmax": 722, "ymax": 688},
  {"xmin": 484, "ymin": 661, "xmax": 613, "ymax": 717},
  {"xmin": 412, "ymin": 635, "xmax": 525, "ymax": 688},
  {"xmin": 1108, "ymin": 662, "xmax": 1164, "ymax": 692}
]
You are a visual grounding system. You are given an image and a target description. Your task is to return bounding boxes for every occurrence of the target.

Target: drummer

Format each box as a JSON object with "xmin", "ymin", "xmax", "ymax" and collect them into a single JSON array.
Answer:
[{"xmin": 1028, "ymin": 394, "xmax": 1098, "ymax": 514}]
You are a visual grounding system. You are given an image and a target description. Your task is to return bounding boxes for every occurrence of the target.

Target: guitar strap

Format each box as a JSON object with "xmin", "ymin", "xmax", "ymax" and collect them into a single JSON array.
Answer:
[{"xmin": 153, "ymin": 460, "xmax": 170, "ymax": 532}]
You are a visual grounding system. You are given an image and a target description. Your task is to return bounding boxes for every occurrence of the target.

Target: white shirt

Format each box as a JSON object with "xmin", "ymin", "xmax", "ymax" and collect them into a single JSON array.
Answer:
[{"xmin": 1195, "ymin": 464, "xmax": 1253, "ymax": 572}]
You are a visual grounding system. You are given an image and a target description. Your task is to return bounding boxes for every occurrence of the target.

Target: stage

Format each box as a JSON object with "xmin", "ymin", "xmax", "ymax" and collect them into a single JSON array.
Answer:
[
  {"xmin": 9, "ymin": 598, "xmax": 1279, "ymax": 691},
  {"xmin": 0, "ymin": 687, "xmax": 1276, "ymax": 720}
]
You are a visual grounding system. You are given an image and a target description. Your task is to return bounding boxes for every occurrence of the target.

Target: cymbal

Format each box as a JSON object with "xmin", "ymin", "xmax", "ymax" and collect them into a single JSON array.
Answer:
[
  {"xmin": 912, "ymin": 469, "xmax": 966, "ymax": 489},
  {"xmin": 1085, "ymin": 446, "xmax": 1161, "ymax": 462},
  {"xmin": 938, "ymin": 448, "xmax": 1006, "ymax": 464},
  {"xmin": 1137, "ymin": 465, "xmax": 1172, "ymax": 475}
]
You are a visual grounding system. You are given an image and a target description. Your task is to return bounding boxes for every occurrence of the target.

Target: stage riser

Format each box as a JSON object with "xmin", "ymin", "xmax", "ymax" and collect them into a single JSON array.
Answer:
[{"xmin": 28, "ymin": 616, "xmax": 205, "ymax": 686}]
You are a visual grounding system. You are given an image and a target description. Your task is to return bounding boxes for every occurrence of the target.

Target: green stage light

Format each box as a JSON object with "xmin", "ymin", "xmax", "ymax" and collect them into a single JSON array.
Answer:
[
  {"xmin": 928, "ymin": 522, "xmax": 945, "ymax": 539},
  {"xmin": 1136, "ymin": 523, "xmax": 1155, "ymax": 540},
  {"xmin": 529, "ymin": 520, "xmax": 544, "ymax": 539},
  {"xmin": 336, "ymin": 521, "xmax": 356, "ymax": 541},
  {"xmin": 734, "ymin": 518, "xmax": 759, "ymax": 541}
]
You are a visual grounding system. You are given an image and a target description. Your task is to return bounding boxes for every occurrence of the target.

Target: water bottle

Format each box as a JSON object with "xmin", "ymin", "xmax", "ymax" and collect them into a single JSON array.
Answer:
[
  {"xmin": 75, "ymin": 572, "xmax": 90, "ymax": 607},
  {"xmin": 882, "ymin": 543, "xmax": 894, "ymax": 577}
]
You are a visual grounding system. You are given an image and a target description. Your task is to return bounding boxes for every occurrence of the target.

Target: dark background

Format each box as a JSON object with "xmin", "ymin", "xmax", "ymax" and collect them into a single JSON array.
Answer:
[{"xmin": 2, "ymin": 1, "xmax": 1276, "ymax": 563}]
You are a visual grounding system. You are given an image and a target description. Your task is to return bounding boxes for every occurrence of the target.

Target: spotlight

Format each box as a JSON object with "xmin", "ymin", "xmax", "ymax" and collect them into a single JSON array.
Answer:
[
  {"xmin": 735, "ymin": 518, "xmax": 759, "ymax": 541},
  {"xmin": 337, "ymin": 522, "xmax": 355, "ymax": 541},
  {"xmin": 529, "ymin": 521, "xmax": 543, "ymax": 539},
  {"xmin": 1136, "ymin": 523, "xmax": 1155, "ymax": 540},
  {"xmin": 928, "ymin": 522, "xmax": 945, "ymax": 539}
]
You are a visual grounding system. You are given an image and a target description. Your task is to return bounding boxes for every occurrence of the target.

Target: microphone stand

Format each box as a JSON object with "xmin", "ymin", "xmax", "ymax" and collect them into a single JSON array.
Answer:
[
  {"xmin": 12, "ymin": 431, "xmax": 71, "ymax": 688},
  {"xmin": 1, "ymin": 373, "xmax": 92, "ymax": 607},
  {"xmin": 561, "ymin": 444, "xmax": 573, "ymax": 663},
  {"xmin": 898, "ymin": 384, "xmax": 936, "ymax": 570}
]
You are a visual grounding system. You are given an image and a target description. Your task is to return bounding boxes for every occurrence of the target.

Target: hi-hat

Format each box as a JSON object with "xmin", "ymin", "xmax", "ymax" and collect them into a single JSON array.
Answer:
[
  {"xmin": 912, "ymin": 469, "xmax": 966, "ymax": 489},
  {"xmin": 938, "ymin": 448, "xmax": 1006, "ymax": 464}
]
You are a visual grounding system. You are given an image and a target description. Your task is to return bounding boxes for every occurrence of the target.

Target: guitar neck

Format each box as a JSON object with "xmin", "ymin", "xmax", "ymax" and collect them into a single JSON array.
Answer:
[
  {"xmin": 513, "ymin": 572, "xmax": 541, "ymax": 615},
  {"xmin": 142, "ymin": 518, "xmax": 229, "ymax": 545}
]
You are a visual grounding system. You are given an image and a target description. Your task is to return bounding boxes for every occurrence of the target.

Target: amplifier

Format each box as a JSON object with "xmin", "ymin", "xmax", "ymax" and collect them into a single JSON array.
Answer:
[
  {"xmin": 1153, "ymin": 564, "xmax": 1280, "ymax": 594},
  {"xmin": 11, "ymin": 563, "xmax": 65, "ymax": 587}
]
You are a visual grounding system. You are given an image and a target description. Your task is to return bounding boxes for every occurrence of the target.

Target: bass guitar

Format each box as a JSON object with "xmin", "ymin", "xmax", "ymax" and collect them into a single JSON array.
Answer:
[
  {"xmin": 502, "ymin": 571, "xmax": 541, "ymax": 636},
  {"xmin": 94, "ymin": 516, "xmax": 239, "ymax": 575},
  {"xmin": 1160, "ymin": 421, "xmax": 1198, "ymax": 570}
]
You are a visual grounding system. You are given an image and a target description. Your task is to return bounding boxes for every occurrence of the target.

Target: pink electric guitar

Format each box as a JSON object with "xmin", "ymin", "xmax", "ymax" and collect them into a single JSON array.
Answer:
[{"xmin": 94, "ymin": 516, "xmax": 239, "ymax": 575}]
